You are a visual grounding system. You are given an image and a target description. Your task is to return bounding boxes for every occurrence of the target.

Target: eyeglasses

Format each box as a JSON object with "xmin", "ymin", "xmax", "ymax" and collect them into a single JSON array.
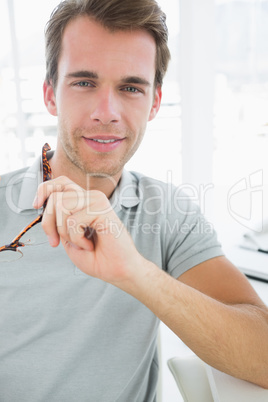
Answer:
[{"xmin": 0, "ymin": 143, "xmax": 52, "ymax": 262}]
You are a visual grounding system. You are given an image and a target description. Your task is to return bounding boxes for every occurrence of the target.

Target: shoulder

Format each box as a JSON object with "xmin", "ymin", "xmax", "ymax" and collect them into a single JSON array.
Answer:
[
  {"xmin": 0, "ymin": 168, "xmax": 28, "ymax": 193},
  {"xmin": 0, "ymin": 167, "xmax": 30, "ymax": 215},
  {"xmin": 0, "ymin": 167, "xmax": 28, "ymax": 189}
]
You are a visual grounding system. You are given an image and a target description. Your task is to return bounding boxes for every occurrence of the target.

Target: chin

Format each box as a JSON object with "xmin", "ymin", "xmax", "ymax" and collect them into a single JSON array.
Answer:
[{"xmin": 82, "ymin": 164, "xmax": 122, "ymax": 180}]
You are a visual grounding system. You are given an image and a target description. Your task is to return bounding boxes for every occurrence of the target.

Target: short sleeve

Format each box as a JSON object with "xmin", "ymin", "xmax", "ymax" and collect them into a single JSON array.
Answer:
[{"xmin": 163, "ymin": 189, "xmax": 224, "ymax": 279}]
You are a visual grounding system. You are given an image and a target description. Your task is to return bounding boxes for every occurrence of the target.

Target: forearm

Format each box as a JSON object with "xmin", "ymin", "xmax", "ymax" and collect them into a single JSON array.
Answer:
[{"xmin": 119, "ymin": 259, "xmax": 268, "ymax": 388}]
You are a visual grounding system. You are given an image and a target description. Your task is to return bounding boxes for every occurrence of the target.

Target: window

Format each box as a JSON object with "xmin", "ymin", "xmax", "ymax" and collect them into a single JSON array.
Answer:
[
  {"xmin": 213, "ymin": 0, "xmax": 268, "ymax": 244},
  {"xmin": 176, "ymin": 0, "xmax": 268, "ymax": 246},
  {"xmin": 0, "ymin": 0, "xmax": 60, "ymax": 173}
]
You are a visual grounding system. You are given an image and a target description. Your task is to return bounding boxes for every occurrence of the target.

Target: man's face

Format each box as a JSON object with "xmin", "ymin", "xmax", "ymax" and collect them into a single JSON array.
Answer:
[{"xmin": 44, "ymin": 16, "xmax": 161, "ymax": 179}]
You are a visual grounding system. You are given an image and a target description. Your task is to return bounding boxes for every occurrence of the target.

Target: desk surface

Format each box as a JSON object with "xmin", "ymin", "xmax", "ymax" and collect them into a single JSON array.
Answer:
[
  {"xmin": 224, "ymin": 245, "xmax": 268, "ymax": 282},
  {"xmin": 223, "ymin": 245, "xmax": 268, "ymax": 305},
  {"xmin": 249, "ymin": 278, "xmax": 268, "ymax": 305}
]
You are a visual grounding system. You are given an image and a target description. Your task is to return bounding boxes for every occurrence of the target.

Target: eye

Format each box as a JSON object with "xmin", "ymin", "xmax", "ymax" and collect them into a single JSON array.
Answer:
[
  {"xmin": 73, "ymin": 81, "xmax": 93, "ymax": 88},
  {"xmin": 122, "ymin": 86, "xmax": 140, "ymax": 93}
]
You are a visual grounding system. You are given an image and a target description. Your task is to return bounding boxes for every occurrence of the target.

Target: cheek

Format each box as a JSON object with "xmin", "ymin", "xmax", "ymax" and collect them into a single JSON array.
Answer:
[{"xmin": 57, "ymin": 100, "xmax": 80, "ymax": 129}]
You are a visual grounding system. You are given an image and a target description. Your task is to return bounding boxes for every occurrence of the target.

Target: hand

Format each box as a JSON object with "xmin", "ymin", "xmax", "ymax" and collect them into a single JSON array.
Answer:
[{"xmin": 33, "ymin": 176, "xmax": 145, "ymax": 285}]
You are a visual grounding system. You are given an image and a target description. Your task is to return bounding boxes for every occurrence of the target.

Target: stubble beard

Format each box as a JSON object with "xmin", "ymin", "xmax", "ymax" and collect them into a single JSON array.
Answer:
[{"xmin": 58, "ymin": 125, "xmax": 145, "ymax": 179}]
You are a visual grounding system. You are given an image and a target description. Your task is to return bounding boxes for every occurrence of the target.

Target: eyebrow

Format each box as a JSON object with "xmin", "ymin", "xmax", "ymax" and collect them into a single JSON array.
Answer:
[
  {"xmin": 65, "ymin": 71, "xmax": 98, "ymax": 80},
  {"xmin": 65, "ymin": 71, "xmax": 151, "ymax": 87},
  {"xmin": 120, "ymin": 76, "xmax": 151, "ymax": 87}
]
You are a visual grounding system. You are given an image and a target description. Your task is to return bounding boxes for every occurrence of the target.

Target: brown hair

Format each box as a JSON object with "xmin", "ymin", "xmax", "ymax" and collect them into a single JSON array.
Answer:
[{"xmin": 45, "ymin": 0, "xmax": 171, "ymax": 88}]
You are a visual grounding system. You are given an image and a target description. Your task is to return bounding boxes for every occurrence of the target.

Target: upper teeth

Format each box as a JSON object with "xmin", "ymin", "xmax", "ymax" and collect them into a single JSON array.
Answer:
[{"xmin": 93, "ymin": 139, "xmax": 117, "ymax": 143}]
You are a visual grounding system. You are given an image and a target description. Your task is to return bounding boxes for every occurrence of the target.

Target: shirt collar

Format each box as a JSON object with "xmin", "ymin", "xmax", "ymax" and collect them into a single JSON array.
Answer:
[
  {"xmin": 18, "ymin": 153, "xmax": 140, "ymax": 213},
  {"xmin": 110, "ymin": 170, "xmax": 141, "ymax": 211},
  {"xmin": 18, "ymin": 154, "xmax": 43, "ymax": 212}
]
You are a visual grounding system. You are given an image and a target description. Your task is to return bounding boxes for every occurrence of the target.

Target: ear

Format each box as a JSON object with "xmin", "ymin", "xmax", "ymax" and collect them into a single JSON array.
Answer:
[
  {"xmin": 43, "ymin": 81, "xmax": 58, "ymax": 116},
  {"xmin": 148, "ymin": 85, "xmax": 162, "ymax": 122}
]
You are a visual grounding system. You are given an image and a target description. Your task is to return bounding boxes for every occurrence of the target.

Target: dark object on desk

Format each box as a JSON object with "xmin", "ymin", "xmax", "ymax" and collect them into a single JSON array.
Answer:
[
  {"xmin": 240, "ymin": 244, "xmax": 268, "ymax": 255},
  {"xmin": 245, "ymin": 274, "xmax": 268, "ymax": 284},
  {"xmin": 242, "ymin": 231, "xmax": 268, "ymax": 253}
]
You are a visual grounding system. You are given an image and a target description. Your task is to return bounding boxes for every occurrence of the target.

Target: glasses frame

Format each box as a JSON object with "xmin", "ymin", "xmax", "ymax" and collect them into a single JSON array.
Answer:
[{"xmin": 0, "ymin": 143, "xmax": 52, "ymax": 259}]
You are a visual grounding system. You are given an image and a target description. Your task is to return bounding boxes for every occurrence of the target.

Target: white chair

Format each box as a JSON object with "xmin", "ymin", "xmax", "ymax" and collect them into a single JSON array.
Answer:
[
  {"xmin": 167, "ymin": 354, "xmax": 214, "ymax": 401},
  {"xmin": 167, "ymin": 354, "xmax": 268, "ymax": 402}
]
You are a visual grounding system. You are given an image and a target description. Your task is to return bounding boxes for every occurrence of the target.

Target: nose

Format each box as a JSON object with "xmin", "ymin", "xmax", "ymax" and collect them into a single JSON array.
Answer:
[{"xmin": 90, "ymin": 88, "xmax": 120, "ymax": 125}]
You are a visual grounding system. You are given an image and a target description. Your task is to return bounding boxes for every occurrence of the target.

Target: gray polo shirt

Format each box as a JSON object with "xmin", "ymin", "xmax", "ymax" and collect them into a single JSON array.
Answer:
[{"xmin": 0, "ymin": 154, "xmax": 223, "ymax": 402}]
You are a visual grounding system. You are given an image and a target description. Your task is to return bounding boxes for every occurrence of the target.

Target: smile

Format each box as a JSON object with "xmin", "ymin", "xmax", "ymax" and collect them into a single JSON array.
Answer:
[
  {"xmin": 92, "ymin": 139, "xmax": 118, "ymax": 144},
  {"xmin": 83, "ymin": 136, "xmax": 124, "ymax": 153}
]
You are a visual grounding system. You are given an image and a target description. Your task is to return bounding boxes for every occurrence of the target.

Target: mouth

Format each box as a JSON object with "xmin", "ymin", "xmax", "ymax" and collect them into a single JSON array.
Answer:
[
  {"xmin": 82, "ymin": 136, "xmax": 125, "ymax": 152},
  {"xmin": 91, "ymin": 138, "xmax": 119, "ymax": 144}
]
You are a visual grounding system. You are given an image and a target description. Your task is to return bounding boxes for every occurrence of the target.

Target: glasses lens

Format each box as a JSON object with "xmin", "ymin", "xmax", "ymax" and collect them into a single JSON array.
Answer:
[
  {"xmin": 19, "ymin": 224, "xmax": 48, "ymax": 246},
  {"xmin": 0, "ymin": 249, "xmax": 22, "ymax": 263}
]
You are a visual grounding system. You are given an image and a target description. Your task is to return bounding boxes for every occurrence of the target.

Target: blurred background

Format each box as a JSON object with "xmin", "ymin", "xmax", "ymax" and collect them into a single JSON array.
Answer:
[{"xmin": 1, "ymin": 1, "xmax": 268, "ymax": 399}]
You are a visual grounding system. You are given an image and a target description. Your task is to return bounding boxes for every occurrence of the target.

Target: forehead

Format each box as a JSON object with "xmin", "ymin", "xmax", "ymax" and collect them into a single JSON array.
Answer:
[{"xmin": 58, "ymin": 16, "xmax": 157, "ymax": 81}]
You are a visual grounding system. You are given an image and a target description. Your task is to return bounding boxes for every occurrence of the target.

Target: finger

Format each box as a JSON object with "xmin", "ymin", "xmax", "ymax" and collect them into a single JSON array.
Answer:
[
  {"xmin": 62, "ymin": 239, "xmax": 95, "ymax": 268},
  {"xmin": 41, "ymin": 191, "xmax": 61, "ymax": 247},
  {"xmin": 33, "ymin": 176, "xmax": 83, "ymax": 209},
  {"xmin": 65, "ymin": 205, "xmax": 119, "ymax": 251},
  {"xmin": 43, "ymin": 189, "xmax": 90, "ymax": 247},
  {"xmin": 66, "ymin": 214, "xmax": 94, "ymax": 251},
  {"xmin": 63, "ymin": 233, "xmax": 95, "ymax": 253},
  {"xmin": 42, "ymin": 191, "xmax": 81, "ymax": 246}
]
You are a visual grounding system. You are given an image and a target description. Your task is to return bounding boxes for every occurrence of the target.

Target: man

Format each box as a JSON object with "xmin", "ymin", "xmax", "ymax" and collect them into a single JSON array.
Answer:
[{"xmin": 0, "ymin": 0, "xmax": 267, "ymax": 401}]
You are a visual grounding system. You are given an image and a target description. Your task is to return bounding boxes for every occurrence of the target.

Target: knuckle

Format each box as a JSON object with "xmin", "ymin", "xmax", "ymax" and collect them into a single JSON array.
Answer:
[{"xmin": 58, "ymin": 175, "xmax": 69, "ymax": 183}]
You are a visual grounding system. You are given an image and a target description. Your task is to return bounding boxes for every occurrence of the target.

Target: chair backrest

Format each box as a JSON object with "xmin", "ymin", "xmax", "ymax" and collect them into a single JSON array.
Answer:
[
  {"xmin": 168, "ymin": 354, "xmax": 268, "ymax": 402},
  {"xmin": 167, "ymin": 355, "xmax": 214, "ymax": 402}
]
